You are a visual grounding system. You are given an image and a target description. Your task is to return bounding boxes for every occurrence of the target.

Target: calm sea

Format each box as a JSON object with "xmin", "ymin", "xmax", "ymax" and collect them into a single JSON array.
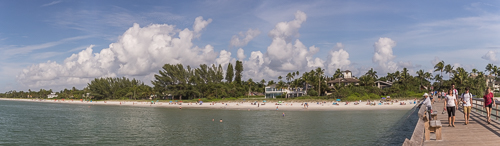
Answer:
[{"xmin": 0, "ymin": 100, "xmax": 417, "ymax": 145}]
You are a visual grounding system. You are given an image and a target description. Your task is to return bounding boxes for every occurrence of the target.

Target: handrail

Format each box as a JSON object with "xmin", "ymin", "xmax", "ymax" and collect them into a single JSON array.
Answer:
[
  {"xmin": 471, "ymin": 98, "xmax": 500, "ymax": 120},
  {"xmin": 402, "ymin": 100, "xmax": 425, "ymax": 146}
]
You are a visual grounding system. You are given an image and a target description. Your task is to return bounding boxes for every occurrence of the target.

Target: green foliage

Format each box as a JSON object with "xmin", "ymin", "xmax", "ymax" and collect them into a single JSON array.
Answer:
[
  {"xmin": 234, "ymin": 60, "xmax": 243, "ymax": 85},
  {"xmin": 307, "ymin": 89, "xmax": 318, "ymax": 96},
  {"xmin": 87, "ymin": 77, "xmax": 151, "ymax": 100},
  {"xmin": 225, "ymin": 63, "xmax": 234, "ymax": 83}
]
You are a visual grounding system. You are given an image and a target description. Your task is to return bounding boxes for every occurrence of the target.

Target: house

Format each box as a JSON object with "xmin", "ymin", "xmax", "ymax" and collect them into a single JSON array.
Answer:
[
  {"xmin": 375, "ymin": 81, "xmax": 393, "ymax": 89},
  {"xmin": 47, "ymin": 93, "xmax": 57, "ymax": 98},
  {"xmin": 494, "ymin": 80, "xmax": 500, "ymax": 92},
  {"xmin": 327, "ymin": 70, "xmax": 360, "ymax": 87},
  {"xmin": 265, "ymin": 84, "xmax": 306, "ymax": 98}
]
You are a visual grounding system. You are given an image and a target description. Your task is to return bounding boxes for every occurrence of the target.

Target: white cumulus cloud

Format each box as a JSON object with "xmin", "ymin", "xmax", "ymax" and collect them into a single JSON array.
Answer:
[
  {"xmin": 266, "ymin": 11, "xmax": 323, "ymax": 71},
  {"xmin": 372, "ymin": 37, "xmax": 398, "ymax": 73},
  {"xmin": 237, "ymin": 48, "xmax": 246, "ymax": 60},
  {"xmin": 481, "ymin": 50, "xmax": 498, "ymax": 63},
  {"xmin": 230, "ymin": 29, "xmax": 261, "ymax": 48},
  {"xmin": 325, "ymin": 43, "xmax": 351, "ymax": 75},
  {"xmin": 18, "ymin": 16, "xmax": 225, "ymax": 89}
]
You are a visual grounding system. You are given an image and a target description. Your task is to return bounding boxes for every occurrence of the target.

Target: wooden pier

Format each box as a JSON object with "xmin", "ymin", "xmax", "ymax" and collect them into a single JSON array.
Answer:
[{"xmin": 414, "ymin": 98, "xmax": 500, "ymax": 145}]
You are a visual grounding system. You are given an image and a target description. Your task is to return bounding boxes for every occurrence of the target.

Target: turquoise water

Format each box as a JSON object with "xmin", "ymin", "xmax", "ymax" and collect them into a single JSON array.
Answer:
[{"xmin": 0, "ymin": 100, "xmax": 416, "ymax": 145}]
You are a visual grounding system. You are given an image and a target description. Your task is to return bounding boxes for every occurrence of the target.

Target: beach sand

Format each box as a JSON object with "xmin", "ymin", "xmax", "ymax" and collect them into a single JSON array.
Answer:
[{"xmin": 0, "ymin": 98, "xmax": 418, "ymax": 111}]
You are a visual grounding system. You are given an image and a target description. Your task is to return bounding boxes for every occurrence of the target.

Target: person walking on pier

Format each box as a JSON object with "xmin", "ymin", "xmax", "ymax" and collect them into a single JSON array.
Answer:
[
  {"xmin": 484, "ymin": 87, "xmax": 495, "ymax": 124},
  {"xmin": 461, "ymin": 87, "xmax": 473, "ymax": 125},
  {"xmin": 444, "ymin": 89, "xmax": 458, "ymax": 127},
  {"xmin": 422, "ymin": 93, "xmax": 433, "ymax": 121}
]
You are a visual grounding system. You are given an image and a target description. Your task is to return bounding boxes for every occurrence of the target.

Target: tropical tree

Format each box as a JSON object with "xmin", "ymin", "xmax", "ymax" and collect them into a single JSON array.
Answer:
[
  {"xmin": 315, "ymin": 67, "xmax": 325, "ymax": 96},
  {"xmin": 365, "ymin": 68, "xmax": 378, "ymax": 80},
  {"xmin": 416, "ymin": 69, "xmax": 425, "ymax": 90},
  {"xmin": 486, "ymin": 63, "xmax": 494, "ymax": 75},
  {"xmin": 359, "ymin": 75, "xmax": 374, "ymax": 86},
  {"xmin": 444, "ymin": 64, "xmax": 454, "ymax": 80},
  {"xmin": 434, "ymin": 60, "xmax": 445, "ymax": 86}
]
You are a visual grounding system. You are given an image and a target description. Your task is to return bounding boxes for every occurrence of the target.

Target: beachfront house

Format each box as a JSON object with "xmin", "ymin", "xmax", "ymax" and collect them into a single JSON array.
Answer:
[
  {"xmin": 265, "ymin": 84, "xmax": 306, "ymax": 98},
  {"xmin": 47, "ymin": 93, "xmax": 57, "ymax": 98},
  {"xmin": 471, "ymin": 74, "xmax": 499, "ymax": 92},
  {"xmin": 327, "ymin": 70, "xmax": 360, "ymax": 87},
  {"xmin": 374, "ymin": 81, "xmax": 392, "ymax": 89},
  {"xmin": 494, "ymin": 80, "xmax": 500, "ymax": 92}
]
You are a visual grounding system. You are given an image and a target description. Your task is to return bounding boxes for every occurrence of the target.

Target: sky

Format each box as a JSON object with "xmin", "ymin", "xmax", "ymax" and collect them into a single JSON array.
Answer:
[{"xmin": 0, "ymin": 0, "xmax": 499, "ymax": 92}]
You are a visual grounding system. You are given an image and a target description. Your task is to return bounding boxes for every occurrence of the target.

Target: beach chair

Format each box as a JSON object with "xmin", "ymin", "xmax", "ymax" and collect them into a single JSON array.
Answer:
[{"xmin": 378, "ymin": 103, "xmax": 382, "ymax": 105}]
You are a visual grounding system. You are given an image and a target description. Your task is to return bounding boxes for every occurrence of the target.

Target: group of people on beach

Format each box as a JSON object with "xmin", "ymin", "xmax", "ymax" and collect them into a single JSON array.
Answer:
[{"xmin": 423, "ymin": 83, "xmax": 496, "ymax": 127}]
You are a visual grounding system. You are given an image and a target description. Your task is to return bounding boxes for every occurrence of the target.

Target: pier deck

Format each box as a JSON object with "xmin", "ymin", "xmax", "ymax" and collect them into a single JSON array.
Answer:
[{"xmin": 424, "ymin": 99, "xmax": 500, "ymax": 145}]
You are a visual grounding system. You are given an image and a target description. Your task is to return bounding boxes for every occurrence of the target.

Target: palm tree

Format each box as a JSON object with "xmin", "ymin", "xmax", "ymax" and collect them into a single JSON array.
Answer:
[
  {"xmin": 486, "ymin": 63, "xmax": 493, "ymax": 75},
  {"xmin": 424, "ymin": 72, "xmax": 433, "ymax": 88},
  {"xmin": 471, "ymin": 68, "xmax": 478, "ymax": 77},
  {"xmin": 359, "ymin": 75, "xmax": 374, "ymax": 86},
  {"xmin": 247, "ymin": 78, "xmax": 254, "ymax": 98},
  {"xmin": 416, "ymin": 69, "xmax": 425, "ymax": 90},
  {"xmin": 434, "ymin": 60, "xmax": 445, "ymax": 86},
  {"xmin": 315, "ymin": 67, "xmax": 325, "ymax": 96},
  {"xmin": 386, "ymin": 73, "xmax": 394, "ymax": 82},
  {"xmin": 434, "ymin": 74, "xmax": 443, "ymax": 89},
  {"xmin": 277, "ymin": 80, "xmax": 286, "ymax": 98},
  {"xmin": 278, "ymin": 76, "xmax": 283, "ymax": 81},
  {"xmin": 366, "ymin": 68, "xmax": 378, "ymax": 80},
  {"xmin": 444, "ymin": 64, "xmax": 454, "ymax": 80},
  {"xmin": 394, "ymin": 71, "xmax": 401, "ymax": 82},
  {"xmin": 401, "ymin": 68, "xmax": 409, "ymax": 82},
  {"xmin": 286, "ymin": 73, "xmax": 293, "ymax": 84}
]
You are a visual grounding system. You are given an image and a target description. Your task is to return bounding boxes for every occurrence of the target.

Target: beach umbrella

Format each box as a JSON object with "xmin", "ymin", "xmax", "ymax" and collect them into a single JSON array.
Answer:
[
  {"xmin": 382, "ymin": 97, "xmax": 386, "ymax": 100},
  {"xmin": 336, "ymin": 99, "xmax": 341, "ymax": 102},
  {"xmin": 263, "ymin": 100, "xmax": 267, "ymax": 103},
  {"xmin": 200, "ymin": 101, "xmax": 203, "ymax": 103},
  {"xmin": 169, "ymin": 101, "xmax": 172, "ymax": 103}
]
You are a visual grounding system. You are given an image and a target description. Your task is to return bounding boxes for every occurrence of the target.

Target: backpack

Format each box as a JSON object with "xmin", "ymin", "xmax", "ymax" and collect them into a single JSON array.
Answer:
[{"xmin": 462, "ymin": 92, "xmax": 472, "ymax": 101}]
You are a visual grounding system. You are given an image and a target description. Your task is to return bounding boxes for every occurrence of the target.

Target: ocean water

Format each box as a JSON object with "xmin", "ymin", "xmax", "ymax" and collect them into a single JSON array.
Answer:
[{"xmin": 0, "ymin": 100, "xmax": 417, "ymax": 145}]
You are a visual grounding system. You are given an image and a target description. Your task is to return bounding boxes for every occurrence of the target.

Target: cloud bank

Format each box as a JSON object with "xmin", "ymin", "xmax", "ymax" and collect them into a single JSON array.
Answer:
[
  {"xmin": 18, "ymin": 17, "xmax": 221, "ymax": 89},
  {"xmin": 17, "ymin": 11, "xmax": 407, "ymax": 90}
]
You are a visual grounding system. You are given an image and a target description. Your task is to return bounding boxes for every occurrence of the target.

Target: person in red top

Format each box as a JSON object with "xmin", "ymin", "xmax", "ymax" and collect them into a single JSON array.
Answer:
[{"xmin": 483, "ymin": 87, "xmax": 496, "ymax": 124}]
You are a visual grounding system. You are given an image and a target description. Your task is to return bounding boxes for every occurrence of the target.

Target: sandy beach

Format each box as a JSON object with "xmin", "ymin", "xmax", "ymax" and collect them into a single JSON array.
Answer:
[{"xmin": 0, "ymin": 98, "xmax": 418, "ymax": 111}]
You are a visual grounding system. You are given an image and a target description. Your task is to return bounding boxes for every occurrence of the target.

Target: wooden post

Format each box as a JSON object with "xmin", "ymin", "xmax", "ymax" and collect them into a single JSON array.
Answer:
[{"xmin": 496, "ymin": 104, "xmax": 498, "ymax": 120}]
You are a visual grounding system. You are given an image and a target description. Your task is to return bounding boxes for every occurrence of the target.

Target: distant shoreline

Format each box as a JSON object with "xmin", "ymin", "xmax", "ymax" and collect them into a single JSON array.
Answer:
[{"xmin": 0, "ymin": 98, "xmax": 418, "ymax": 111}]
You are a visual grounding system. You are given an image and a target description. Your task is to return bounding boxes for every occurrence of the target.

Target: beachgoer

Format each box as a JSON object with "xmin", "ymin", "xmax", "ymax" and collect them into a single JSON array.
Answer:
[
  {"xmin": 282, "ymin": 112, "xmax": 285, "ymax": 117},
  {"xmin": 451, "ymin": 83, "xmax": 459, "ymax": 98},
  {"xmin": 461, "ymin": 87, "xmax": 473, "ymax": 125},
  {"xmin": 484, "ymin": 87, "xmax": 496, "ymax": 124},
  {"xmin": 220, "ymin": 119, "xmax": 223, "ymax": 122},
  {"xmin": 179, "ymin": 106, "xmax": 182, "ymax": 109},
  {"xmin": 212, "ymin": 119, "xmax": 214, "ymax": 121},
  {"xmin": 444, "ymin": 89, "xmax": 458, "ymax": 127},
  {"xmin": 422, "ymin": 93, "xmax": 433, "ymax": 121},
  {"xmin": 276, "ymin": 106, "xmax": 279, "ymax": 110}
]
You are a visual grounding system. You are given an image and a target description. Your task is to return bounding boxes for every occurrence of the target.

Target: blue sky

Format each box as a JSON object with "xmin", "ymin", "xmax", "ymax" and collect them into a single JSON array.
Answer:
[{"xmin": 0, "ymin": 0, "xmax": 499, "ymax": 92}]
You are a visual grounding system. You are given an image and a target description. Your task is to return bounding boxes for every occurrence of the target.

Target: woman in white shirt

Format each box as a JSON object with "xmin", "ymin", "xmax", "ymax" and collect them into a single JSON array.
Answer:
[{"xmin": 444, "ymin": 89, "xmax": 458, "ymax": 127}]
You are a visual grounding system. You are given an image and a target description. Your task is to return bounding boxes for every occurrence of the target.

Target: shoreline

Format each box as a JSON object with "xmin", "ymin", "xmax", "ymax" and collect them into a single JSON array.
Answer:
[{"xmin": 0, "ymin": 98, "xmax": 418, "ymax": 111}]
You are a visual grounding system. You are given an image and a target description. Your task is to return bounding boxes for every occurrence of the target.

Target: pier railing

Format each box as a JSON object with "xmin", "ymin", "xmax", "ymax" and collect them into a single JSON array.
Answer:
[
  {"xmin": 402, "ymin": 100, "xmax": 425, "ymax": 146},
  {"xmin": 472, "ymin": 98, "xmax": 500, "ymax": 120}
]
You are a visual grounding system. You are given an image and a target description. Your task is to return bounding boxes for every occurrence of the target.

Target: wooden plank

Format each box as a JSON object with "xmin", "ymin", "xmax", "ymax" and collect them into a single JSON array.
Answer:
[{"xmin": 423, "ymin": 99, "xmax": 500, "ymax": 145}]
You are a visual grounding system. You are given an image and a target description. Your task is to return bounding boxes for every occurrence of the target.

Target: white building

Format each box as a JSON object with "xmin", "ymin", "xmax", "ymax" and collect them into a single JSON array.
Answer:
[
  {"xmin": 265, "ymin": 84, "xmax": 306, "ymax": 98},
  {"xmin": 47, "ymin": 93, "xmax": 57, "ymax": 98}
]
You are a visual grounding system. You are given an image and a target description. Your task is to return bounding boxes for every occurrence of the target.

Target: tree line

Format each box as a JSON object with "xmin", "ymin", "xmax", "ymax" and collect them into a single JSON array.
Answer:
[{"xmin": 0, "ymin": 61, "xmax": 498, "ymax": 100}]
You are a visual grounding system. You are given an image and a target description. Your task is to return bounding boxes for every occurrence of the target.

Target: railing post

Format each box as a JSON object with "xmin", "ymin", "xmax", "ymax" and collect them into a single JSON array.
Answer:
[
  {"xmin": 475, "ymin": 100, "xmax": 477, "ymax": 112},
  {"xmin": 496, "ymin": 104, "xmax": 498, "ymax": 120}
]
